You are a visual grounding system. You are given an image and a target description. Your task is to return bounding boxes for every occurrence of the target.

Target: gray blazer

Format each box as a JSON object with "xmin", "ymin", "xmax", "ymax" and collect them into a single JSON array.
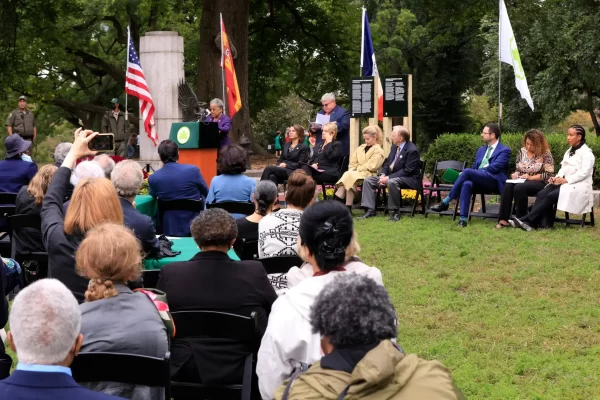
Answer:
[{"xmin": 79, "ymin": 284, "xmax": 169, "ymax": 400}]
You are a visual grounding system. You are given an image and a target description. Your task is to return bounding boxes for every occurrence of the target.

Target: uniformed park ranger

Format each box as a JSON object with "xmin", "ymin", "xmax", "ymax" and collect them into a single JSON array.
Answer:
[
  {"xmin": 101, "ymin": 98, "xmax": 127, "ymax": 157},
  {"xmin": 5, "ymin": 96, "xmax": 37, "ymax": 141}
]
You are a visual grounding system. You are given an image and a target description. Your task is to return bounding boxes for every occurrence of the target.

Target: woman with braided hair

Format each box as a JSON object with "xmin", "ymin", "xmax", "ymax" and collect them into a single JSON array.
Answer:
[{"xmin": 256, "ymin": 200, "xmax": 383, "ymax": 400}]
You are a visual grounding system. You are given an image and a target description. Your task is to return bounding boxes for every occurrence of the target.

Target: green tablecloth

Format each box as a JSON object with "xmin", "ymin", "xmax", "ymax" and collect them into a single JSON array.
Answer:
[
  {"xmin": 135, "ymin": 195, "xmax": 157, "ymax": 218},
  {"xmin": 143, "ymin": 237, "xmax": 240, "ymax": 270}
]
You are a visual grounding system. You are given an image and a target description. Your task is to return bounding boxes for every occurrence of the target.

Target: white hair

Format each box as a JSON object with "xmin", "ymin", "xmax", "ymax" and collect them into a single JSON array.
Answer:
[
  {"xmin": 111, "ymin": 160, "xmax": 143, "ymax": 198},
  {"xmin": 93, "ymin": 154, "xmax": 116, "ymax": 179},
  {"xmin": 321, "ymin": 93, "xmax": 336, "ymax": 102},
  {"xmin": 70, "ymin": 161, "xmax": 105, "ymax": 186},
  {"xmin": 9, "ymin": 279, "xmax": 81, "ymax": 365},
  {"xmin": 54, "ymin": 143, "xmax": 72, "ymax": 164},
  {"xmin": 210, "ymin": 98, "xmax": 224, "ymax": 109}
]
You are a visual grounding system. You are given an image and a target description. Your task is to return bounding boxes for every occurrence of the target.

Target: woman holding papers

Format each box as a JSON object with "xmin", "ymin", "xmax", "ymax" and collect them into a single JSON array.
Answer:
[
  {"xmin": 512, "ymin": 125, "xmax": 595, "ymax": 231},
  {"xmin": 495, "ymin": 129, "xmax": 554, "ymax": 229},
  {"xmin": 301, "ymin": 122, "xmax": 343, "ymax": 183},
  {"xmin": 261, "ymin": 124, "xmax": 310, "ymax": 186}
]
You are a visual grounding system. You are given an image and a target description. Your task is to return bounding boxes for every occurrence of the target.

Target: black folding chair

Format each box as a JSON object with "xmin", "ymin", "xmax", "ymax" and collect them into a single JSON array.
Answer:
[
  {"xmin": 8, "ymin": 214, "xmax": 48, "ymax": 285},
  {"xmin": 156, "ymin": 198, "xmax": 204, "ymax": 236},
  {"xmin": 468, "ymin": 166, "xmax": 511, "ymax": 221},
  {"xmin": 142, "ymin": 269, "xmax": 161, "ymax": 288},
  {"xmin": 170, "ymin": 310, "xmax": 258, "ymax": 400},
  {"xmin": 234, "ymin": 238, "xmax": 259, "ymax": 261},
  {"xmin": 320, "ymin": 156, "xmax": 348, "ymax": 200},
  {"xmin": 0, "ymin": 192, "xmax": 18, "ymax": 242},
  {"xmin": 207, "ymin": 201, "xmax": 255, "ymax": 216},
  {"xmin": 71, "ymin": 351, "xmax": 171, "ymax": 399},
  {"xmin": 377, "ymin": 160, "xmax": 427, "ymax": 217},
  {"xmin": 256, "ymin": 256, "xmax": 303, "ymax": 275},
  {"xmin": 424, "ymin": 161, "xmax": 467, "ymax": 220},
  {"xmin": 553, "ymin": 207, "xmax": 595, "ymax": 228}
]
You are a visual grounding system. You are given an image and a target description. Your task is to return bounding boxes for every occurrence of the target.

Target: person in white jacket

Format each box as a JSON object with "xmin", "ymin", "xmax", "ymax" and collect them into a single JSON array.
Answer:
[
  {"xmin": 512, "ymin": 125, "xmax": 595, "ymax": 231},
  {"xmin": 256, "ymin": 200, "xmax": 384, "ymax": 400}
]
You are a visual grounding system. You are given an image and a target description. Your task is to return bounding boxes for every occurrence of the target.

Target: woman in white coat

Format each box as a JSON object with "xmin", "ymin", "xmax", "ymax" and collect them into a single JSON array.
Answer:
[
  {"xmin": 512, "ymin": 125, "xmax": 595, "ymax": 231},
  {"xmin": 256, "ymin": 200, "xmax": 383, "ymax": 400}
]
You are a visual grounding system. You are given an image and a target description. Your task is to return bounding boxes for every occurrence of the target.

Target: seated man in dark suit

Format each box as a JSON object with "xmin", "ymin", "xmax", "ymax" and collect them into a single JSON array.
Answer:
[
  {"xmin": 111, "ymin": 160, "xmax": 159, "ymax": 257},
  {"xmin": 359, "ymin": 126, "xmax": 421, "ymax": 222},
  {"xmin": 431, "ymin": 122, "xmax": 511, "ymax": 227},
  {"xmin": 148, "ymin": 140, "xmax": 208, "ymax": 236},
  {"xmin": 157, "ymin": 208, "xmax": 277, "ymax": 385},
  {"xmin": 0, "ymin": 279, "xmax": 121, "ymax": 400}
]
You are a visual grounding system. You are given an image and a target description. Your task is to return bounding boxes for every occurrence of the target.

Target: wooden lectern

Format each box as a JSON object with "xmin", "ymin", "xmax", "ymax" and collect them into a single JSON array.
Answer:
[{"xmin": 169, "ymin": 121, "xmax": 220, "ymax": 185}]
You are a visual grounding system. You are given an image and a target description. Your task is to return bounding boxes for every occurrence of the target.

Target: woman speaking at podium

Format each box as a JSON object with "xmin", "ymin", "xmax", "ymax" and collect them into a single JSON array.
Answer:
[{"xmin": 205, "ymin": 98, "xmax": 232, "ymax": 147}]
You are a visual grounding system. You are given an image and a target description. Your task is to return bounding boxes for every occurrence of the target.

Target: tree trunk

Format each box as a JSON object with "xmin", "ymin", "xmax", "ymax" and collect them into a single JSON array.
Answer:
[{"xmin": 585, "ymin": 87, "xmax": 600, "ymax": 136}]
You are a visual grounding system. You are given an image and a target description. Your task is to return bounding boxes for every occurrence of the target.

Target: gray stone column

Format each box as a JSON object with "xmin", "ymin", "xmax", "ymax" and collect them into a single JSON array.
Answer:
[{"xmin": 138, "ymin": 31, "xmax": 184, "ymax": 169}]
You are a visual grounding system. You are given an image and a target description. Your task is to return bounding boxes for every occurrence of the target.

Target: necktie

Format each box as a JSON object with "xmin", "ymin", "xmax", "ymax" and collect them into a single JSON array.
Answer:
[
  {"xmin": 390, "ymin": 146, "xmax": 401, "ymax": 172},
  {"xmin": 479, "ymin": 146, "xmax": 493, "ymax": 169}
]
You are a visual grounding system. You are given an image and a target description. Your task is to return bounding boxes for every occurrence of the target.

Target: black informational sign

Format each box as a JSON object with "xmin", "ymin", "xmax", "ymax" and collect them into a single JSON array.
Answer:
[
  {"xmin": 383, "ymin": 75, "xmax": 409, "ymax": 117},
  {"xmin": 350, "ymin": 77, "xmax": 375, "ymax": 118}
]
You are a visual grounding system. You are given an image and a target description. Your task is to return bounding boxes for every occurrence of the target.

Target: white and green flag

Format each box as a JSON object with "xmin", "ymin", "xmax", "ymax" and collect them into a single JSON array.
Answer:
[{"xmin": 500, "ymin": 0, "xmax": 534, "ymax": 111}]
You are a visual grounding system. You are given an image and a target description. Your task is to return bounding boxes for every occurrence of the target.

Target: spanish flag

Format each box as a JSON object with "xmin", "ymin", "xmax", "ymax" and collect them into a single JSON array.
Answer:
[{"xmin": 220, "ymin": 15, "xmax": 242, "ymax": 117}]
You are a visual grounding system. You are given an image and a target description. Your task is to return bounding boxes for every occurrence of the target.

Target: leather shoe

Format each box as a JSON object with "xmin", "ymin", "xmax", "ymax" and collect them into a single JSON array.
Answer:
[
  {"xmin": 431, "ymin": 202, "xmax": 449, "ymax": 212},
  {"xmin": 358, "ymin": 210, "xmax": 377, "ymax": 220},
  {"xmin": 457, "ymin": 219, "xmax": 467, "ymax": 227},
  {"xmin": 388, "ymin": 213, "xmax": 401, "ymax": 222},
  {"xmin": 513, "ymin": 217, "xmax": 533, "ymax": 232}
]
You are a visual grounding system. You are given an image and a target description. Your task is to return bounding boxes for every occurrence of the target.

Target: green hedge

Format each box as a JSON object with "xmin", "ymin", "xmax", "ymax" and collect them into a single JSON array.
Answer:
[{"xmin": 423, "ymin": 133, "xmax": 600, "ymax": 187}]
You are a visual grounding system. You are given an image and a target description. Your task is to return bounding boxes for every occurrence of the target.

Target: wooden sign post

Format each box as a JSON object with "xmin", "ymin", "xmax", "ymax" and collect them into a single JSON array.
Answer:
[{"xmin": 349, "ymin": 76, "xmax": 375, "ymax": 155}]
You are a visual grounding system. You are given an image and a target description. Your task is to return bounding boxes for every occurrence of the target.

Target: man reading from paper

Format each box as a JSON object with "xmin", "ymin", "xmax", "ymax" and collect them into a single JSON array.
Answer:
[{"xmin": 311, "ymin": 93, "xmax": 351, "ymax": 157}]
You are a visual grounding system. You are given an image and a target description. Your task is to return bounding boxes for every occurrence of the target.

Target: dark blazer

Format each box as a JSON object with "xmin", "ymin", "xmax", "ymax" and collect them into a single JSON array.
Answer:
[
  {"xmin": 148, "ymin": 162, "xmax": 209, "ymax": 237},
  {"xmin": 120, "ymin": 197, "xmax": 159, "ymax": 257},
  {"xmin": 14, "ymin": 185, "xmax": 45, "ymax": 254},
  {"xmin": 0, "ymin": 258, "xmax": 9, "ymax": 377},
  {"xmin": 41, "ymin": 167, "xmax": 88, "ymax": 303},
  {"xmin": 0, "ymin": 157, "xmax": 38, "ymax": 193},
  {"xmin": 471, "ymin": 142, "xmax": 511, "ymax": 193},
  {"xmin": 380, "ymin": 141, "xmax": 421, "ymax": 189},
  {"xmin": 277, "ymin": 142, "xmax": 310, "ymax": 171},
  {"xmin": 157, "ymin": 251, "xmax": 277, "ymax": 384},
  {"xmin": 55, "ymin": 161, "xmax": 74, "ymax": 199},
  {"xmin": 0, "ymin": 370, "xmax": 123, "ymax": 400},
  {"xmin": 308, "ymin": 141, "xmax": 343, "ymax": 176},
  {"xmin": 315, "ymin": 105, "xmax": 351, "ymax": 156}
]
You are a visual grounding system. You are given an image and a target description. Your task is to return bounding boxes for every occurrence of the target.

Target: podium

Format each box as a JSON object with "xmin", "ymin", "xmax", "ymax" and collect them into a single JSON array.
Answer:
[{"xmin": 169, "ymin": 121, "xmax": 220, "ymax": 185}]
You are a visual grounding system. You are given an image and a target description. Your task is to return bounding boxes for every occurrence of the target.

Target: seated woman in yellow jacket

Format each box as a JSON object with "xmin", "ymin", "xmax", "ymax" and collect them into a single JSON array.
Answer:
[{"xmin": 334, "ymin": 125, "xmax": 385, "ymax": 211}]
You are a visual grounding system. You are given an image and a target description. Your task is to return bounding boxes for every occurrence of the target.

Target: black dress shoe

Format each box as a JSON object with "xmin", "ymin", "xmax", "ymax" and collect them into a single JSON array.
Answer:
[
  {"xmin": 358, "ymin": 210, "xmax": 377, "ymax": 220},
  {"xmin": 457, "ymin": 219, "xmax": 467, "ymax": 227},
  {"xmin": 431, "ymin": 202, "xmax": 449, "ymax": 212},
  {"xmin": 388, "ymin": 213, "xmax": 401, "ymax": 222}
]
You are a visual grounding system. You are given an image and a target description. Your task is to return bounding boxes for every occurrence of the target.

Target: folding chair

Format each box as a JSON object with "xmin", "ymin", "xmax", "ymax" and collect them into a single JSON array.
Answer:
[
  {"xmin": 424, "ymin": 161, "xmax": 466, "ymax": 220},
  {"xmin": 553, "ymin": 207, "xmax": 595, "ymax": 228},
  {"xmin": 156, "ymin": 198, "xmax": 204, "ymax": 235},
  {"xmin": 207, "ymin": 201, "xmax": 255, "ymax": 216},
  {"xmin": 8, "ymin": 214, "xmax": 48, "ymax": 285},
  {"xmin": 320, "ymin": 156, "xmax": 348, "ymax": 200},
  {"xmin": 376, "ymin": 160, "xmax": 427, "ymax": 217},
  {"xmin": 0, "ymin": 192, "xmax": 17, "ymax": 242},
  {"xmin": 468, "ymin": 166, "xmax": 511, "ymax": 221},
  {"xmin": 256, "ymin": 256, "xmax": 303, "ymax": 275}
]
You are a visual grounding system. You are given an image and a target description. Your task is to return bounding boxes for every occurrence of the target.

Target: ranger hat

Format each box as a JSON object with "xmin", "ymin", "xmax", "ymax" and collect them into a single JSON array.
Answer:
[{"xmin": 18, "ymin": 95, "xmax": 27, "ymax": 101}]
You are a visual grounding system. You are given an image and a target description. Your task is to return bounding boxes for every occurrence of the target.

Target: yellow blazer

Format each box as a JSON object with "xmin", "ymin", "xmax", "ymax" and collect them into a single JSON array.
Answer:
[{"xmin": 336, "ymin": 144, "xmax": 385, "ymax": 190}]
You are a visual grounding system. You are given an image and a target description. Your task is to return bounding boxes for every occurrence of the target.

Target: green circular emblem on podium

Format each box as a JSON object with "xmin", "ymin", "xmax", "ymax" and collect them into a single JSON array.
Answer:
[{"xmin": 177, "ymin": 126, "xmax": 191, "ymax": 144}]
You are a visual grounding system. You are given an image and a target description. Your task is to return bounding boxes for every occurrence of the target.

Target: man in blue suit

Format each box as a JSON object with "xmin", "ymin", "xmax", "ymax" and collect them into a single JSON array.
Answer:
[
  {"xmin": 0, "ymin": 279, "xmax": 121, "ymax": 400},
  {"xmin": 149, "ymin": 140, "xmax": 208, "ymax": 236},
  {"xmin": 313, "ymin": 93, "xmax": 351, "ymax": 156},
  {"xmin": 431, "ymin": 122, "xmax": 511, "ymax": 227}
]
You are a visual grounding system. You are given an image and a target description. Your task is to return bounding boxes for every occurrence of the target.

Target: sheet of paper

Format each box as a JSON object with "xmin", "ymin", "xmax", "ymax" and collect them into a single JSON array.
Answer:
[
  {"xmin": 311, "ymin": 113, "xmax": 330, "ymax": 126},
  {"xmin": 311, "ymin": 165, "xmax": 325, "ymax": 172},
  {"xmin": 505, "ymin": 178, "xmax": 526, "ymax": 184}
]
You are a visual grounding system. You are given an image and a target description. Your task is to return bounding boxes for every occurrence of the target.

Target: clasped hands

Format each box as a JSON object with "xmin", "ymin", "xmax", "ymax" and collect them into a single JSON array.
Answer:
[
  {"xmin": 548, "ymin": 176, "xmax": 567, "ymax": 185},
  {"xmin": 378, "ymin": 175, "xmax": 389, "ymax": 185}
]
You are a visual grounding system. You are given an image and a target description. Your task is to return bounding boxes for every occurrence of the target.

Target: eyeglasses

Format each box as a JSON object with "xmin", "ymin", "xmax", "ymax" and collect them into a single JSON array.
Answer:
[{"xmin": 322, "ymin": 102, "xmax": 331, "ymax": 108}]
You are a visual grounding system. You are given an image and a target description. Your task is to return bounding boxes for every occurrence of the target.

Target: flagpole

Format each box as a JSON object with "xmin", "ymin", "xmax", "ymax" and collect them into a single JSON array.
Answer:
[
  {"xmin": 126, "ymin": 25, "xmax": 130, "ymax": 125},
  {"xmin": 360, "ymin": 7, "xmax": 365, "ymax": 77},
  {"xmin": 498, "ymin": 0, "xmax": 502, "ymax": 128},
  {"xmin": 220, "ymin": 13, "xmax": 227, "ymax": 115}
]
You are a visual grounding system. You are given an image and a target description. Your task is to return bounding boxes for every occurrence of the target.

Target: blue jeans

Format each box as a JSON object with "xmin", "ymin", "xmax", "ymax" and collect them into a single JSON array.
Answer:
[{"xmin": 448, "ymin": 168, "xmax": 499, "ymax": 217}]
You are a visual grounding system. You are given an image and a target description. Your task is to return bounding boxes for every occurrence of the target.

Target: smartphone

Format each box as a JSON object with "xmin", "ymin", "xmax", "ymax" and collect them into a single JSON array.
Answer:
[{"xmin": 89, "ymin": 133, "xmax": 115, "ymax": 152}]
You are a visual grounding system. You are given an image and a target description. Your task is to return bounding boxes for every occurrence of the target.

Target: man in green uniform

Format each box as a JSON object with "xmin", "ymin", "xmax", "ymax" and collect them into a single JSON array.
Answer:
[
  {"xmin": 5, "ymin": 96, "xmax": 37, "ymax": 141},
  {"xmin": 101, "ymin": 98, "xmax": 127, "ymax": 157}
]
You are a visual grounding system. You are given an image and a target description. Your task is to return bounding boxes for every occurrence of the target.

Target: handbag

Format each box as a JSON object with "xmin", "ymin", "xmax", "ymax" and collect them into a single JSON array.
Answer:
[{"xmin": 135, "ymin": 288, "xmax": 176, "ymax": 339}]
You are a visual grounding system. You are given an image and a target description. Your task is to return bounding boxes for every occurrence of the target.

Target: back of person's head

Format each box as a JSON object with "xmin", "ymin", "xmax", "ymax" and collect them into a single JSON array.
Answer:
[
  {"xmin": 76, "ymin": 223, "xmax": 142, "ymax": 302},
  {"xmin": 158, "ymin": 140, "xmax": 179, "ymax": 163},
  {"xmin": 485, "ymin": 122, "xmax": 501, "ymax": 140},
  {"xmin": 218, "ymin": 145, "xmax": 247, "ymax": 175},
  {"xmin": 64, "ymin": 177, "xmax": 123, "ymax": 235},
  {"xmin": 362, "ymin": 125, "xmax": 383, "ymax": 144},
  {"xmin": 54, "ymin": 142, "xmax": 72, "ymax": 164},
  {"xmin": 190, "ymin": 208, "xmax": 237, "ymax": 248},
  {"xmin": 9, "ymin": 279, "xmax": 81, "ymax": 365},
  {"xmin": 70, "ymin": 160, "xmax": 104, "ymax": 186},
  {"xmin": 93, "ymin": 154, "xmax": 116, "ymax": 179},
  {"xmin": 285, "ymin": 170, "xmax": 315, "ymax": 209},
  {"xmin": 254, "ymin": 180, "xmax": 278, "ymax": 216},
  {"xmin": 28, "ymin": 164, "xmax": 58, "ymax": 206},
  {"xmin": 299, "ymin": 200, "xmax": 353, "ymax": 272},
  {"xmin": 310, "ymin": 274, "xmax": 396, "ymax": 348},
  {"xmin": 111, "ymin": 160, "xmax": 143, "ymax": 198},
  {"xmin": 292, "ymin": 124, "xmax": 305, "ymax": 142}
]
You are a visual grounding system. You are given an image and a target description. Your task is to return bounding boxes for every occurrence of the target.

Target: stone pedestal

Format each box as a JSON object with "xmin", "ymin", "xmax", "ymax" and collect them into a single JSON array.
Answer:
[{"xmin": 138, "ymin": 31, "xmax": 184, "ymax": 168}]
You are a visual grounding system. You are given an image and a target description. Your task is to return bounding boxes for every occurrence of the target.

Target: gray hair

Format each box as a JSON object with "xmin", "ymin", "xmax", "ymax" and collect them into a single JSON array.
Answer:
[
  {"xmin": 54, "ymin": 143, "xmax": 72, "ymax": 164},
  {"xmin": 190, "ymin": 208, "xmax": 237, "ymax": 247},
  {"xmin": 392, "ymin": 125, "xmax": 410, "ymax": 142},
  {"xmin": 254, "ymin": 180, "xmax": 278, "ymax": 216},
  {"xmin": 210, "ymin": 98, "xmax": 224, "ymax": 110},
  {"xmin": 9, "ymin": 279, "xmax": 81, "ymax": 364},
  {"xmin": 93, "ymin": 154, "xmax": 116, "ymax": 179},
  {"xmin": 111, "ymin": 160, "xmax": 143, "ymax": 198},
  {"xmin": 321, "ymin": 93, "xmax": 336, "ymax": 103},
  {"xmin": 70, "ymin": 161, "xmax": 105, "ymax": 186},
  {"xmin": 310, "ymin": 274, "xmax": 397, "ymax": 348}
]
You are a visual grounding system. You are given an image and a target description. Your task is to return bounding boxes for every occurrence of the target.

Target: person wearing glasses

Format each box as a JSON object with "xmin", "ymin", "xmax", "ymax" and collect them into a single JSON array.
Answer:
[{"xmin": 311, "ymin": 93, "xmax": 351, "ymax": 156}]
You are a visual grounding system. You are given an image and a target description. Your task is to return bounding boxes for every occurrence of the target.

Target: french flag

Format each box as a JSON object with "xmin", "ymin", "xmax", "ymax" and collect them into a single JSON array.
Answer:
[{"xmin": 361, "ymin": 8, "xmax": 383, "ymax": 121}]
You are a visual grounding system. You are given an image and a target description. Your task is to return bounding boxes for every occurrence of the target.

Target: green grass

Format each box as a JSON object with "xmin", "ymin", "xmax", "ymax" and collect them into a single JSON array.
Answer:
[{"xmin": 354, "ymin": 212, "xmax": 600, "ymax": 399}]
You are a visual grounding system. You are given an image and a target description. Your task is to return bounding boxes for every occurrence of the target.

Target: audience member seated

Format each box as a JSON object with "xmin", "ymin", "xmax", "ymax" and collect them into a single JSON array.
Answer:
[
  {"xmin": 112, "ymin": 160, "xmax": 159, "ymax": 257},
  {"xmin": 14, "ymin": 164, "xmax": 57, "ymax": 254},
  {"xmin": 257, "ymin": 200, "xmax": 384, "ymax": 399},
  {"xmin": 274, "ymin": 274, "xmax": 464, "ymax": 399},
  {"xmin": 431, "ymin": 122, "xmax": 511, "ymax": 227},
  {"xmin": 42, "ymin": 129, "xmax": 124, "ymax": 302},
  {"xmin": 148, "ymin": 140, "xmax": 208, "ymax": 237},
  {"xmin": 235, "ymin": 180, "xmax": 278, "ymax": 260},
  {"xmin": 70, "ymin": 160, "xmax": 104, "ymax": 187},
  {"xmin": 0, "ymin": 279, "xmax": 121, "ymax": 400},
  {"xmin": 53, "ymin": 142, "xmax": 74, "ymax": 199},
  {"xmin": 0, "ymin": 134, "xmax": 38, "ymax": 193},
  {"xmin": 261, "ymin": 124, "xmax": 310, "ymax": 186},
  {"xmin": 496, "ymin": 129, "xmax": 554, "ymax": 229},
  {"xmin": 359, "ymin": 125, "xmax": 421, "ymax": 222},
  {"xmin": 93, "ymin": 154, "xmax": 116, "ymax": 179},
  {"xmin": 77, "ymin": 223, "xmax": 169, "ymax": 400},
  {"xmin": 513, "ymin": 125, "xmax": 595, "ymax": 231},
  {"xmin": 0, "ymin": 258, "xmax": 10, "ymax": 379},
  {"xmin": 300, "ymin": 122, "xmax": 343, "ymax": 184},
  {"xmin": 258, "ymin": 170, "xmax": 315, "ymax": 258},
  {"xmin": 334, "ymin": 125, "xmax": 385, "ymax": 211},
  {"xmin": 157, "ymin": 209, "xmax": 277, "ymax": 385},
  {"xmin": 207, "ymin": 145, "xmax": 256, "ymax": 219}
]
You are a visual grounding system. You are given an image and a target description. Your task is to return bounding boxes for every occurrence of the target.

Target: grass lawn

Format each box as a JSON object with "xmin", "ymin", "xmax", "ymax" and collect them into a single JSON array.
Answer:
[{"xmin": 354, "ymin": 212, "xmax": 600, "ymax": 399}]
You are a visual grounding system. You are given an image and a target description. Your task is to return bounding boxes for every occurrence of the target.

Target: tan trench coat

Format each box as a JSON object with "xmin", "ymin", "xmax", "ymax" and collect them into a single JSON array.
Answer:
[{"xmin": 336, "ymin": 144, "xmax": 385, "ymax": 190}]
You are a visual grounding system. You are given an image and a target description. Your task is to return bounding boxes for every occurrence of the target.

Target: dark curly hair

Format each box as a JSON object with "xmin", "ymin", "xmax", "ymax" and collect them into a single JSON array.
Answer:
[
  {"xmin": 310, "ymin": 274, "xmax": 397, "ymax": 348},
  {"xmin": 523, "ymin": 129, "xmax": 550, "ymax": 157},
  {"xmin": 299, "ymin": 200, "xmax": 353, "ymax": 272},
  {"xmin": 218, "ymin": 145, "xmax": 247, "ymax": 175},
  {"xmin": 190, "ymin": 208, "xmax": 237, "ymax": 248}
]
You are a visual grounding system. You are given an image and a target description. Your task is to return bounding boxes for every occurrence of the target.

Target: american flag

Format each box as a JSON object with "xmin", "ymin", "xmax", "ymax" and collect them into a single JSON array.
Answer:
[{"xmin": 125, "ymin": 30, "xmax": 158, "ymax": 145}]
